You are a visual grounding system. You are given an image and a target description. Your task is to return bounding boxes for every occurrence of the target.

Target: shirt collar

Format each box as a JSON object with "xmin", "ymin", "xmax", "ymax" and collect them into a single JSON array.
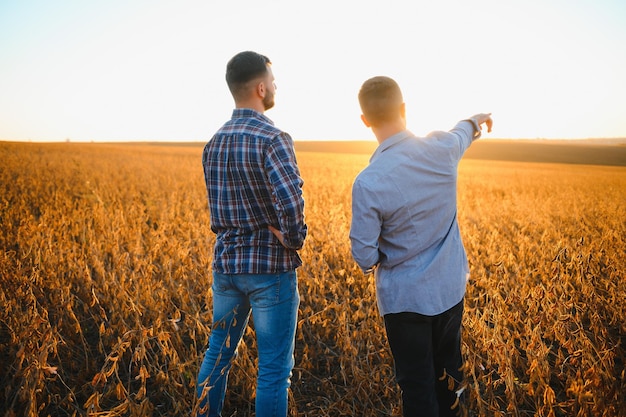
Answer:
[
  {"xmin": 231, "ymin": 108, "xmax": 275, "ymax": 126},
  {"xmin": 370, "ymin": 130, "xmax": 413, "ymax": 162}
]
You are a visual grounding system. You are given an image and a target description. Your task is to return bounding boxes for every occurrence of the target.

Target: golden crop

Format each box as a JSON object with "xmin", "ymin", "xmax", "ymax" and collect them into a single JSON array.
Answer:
[{"xmin": 0, "ymin": 142, "xmax": 624, "ymax": 416}]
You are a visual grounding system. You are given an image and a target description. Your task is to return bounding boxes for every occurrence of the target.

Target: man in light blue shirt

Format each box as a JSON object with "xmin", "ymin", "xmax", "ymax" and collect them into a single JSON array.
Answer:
[{"xmin": 350, "ymin": 76, "xmax": 492, "ymax": 417}]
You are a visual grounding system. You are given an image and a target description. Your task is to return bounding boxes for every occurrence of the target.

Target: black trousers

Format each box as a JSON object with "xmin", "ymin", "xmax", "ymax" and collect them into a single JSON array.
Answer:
[{"xmin": 384, "ymin": 300, "xmax": 464, "ymax": 417}]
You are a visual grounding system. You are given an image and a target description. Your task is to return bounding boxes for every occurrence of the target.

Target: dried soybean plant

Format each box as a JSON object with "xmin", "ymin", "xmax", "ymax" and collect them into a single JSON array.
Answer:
[{"xmin": 1, "ymin": 143, "xmax": 624, "ymax": 416}]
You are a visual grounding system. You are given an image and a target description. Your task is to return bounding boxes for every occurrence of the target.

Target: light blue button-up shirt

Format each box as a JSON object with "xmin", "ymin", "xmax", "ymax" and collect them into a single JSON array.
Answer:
[{"xmin": 350, "ymin": 120, "xmax": 478, "ymax": 316}]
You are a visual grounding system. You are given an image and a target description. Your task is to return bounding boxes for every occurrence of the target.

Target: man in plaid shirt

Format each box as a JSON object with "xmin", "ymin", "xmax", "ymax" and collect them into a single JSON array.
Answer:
[{"xmin": 196, "ymin": 51, "xmax": 307, "ymax": 417}]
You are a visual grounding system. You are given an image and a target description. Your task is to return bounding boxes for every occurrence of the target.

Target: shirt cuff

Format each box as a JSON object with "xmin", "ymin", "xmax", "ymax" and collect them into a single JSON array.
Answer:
[{"xmin": 464, "ymin": 118, "xmax": 482, "ymax": 139}]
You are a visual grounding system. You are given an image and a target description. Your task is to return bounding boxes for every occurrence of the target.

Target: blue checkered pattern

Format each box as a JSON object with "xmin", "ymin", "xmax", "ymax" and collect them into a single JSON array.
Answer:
[{"xmin": 202, "ymin": 108, "xmax": 307, "ymax": 274}]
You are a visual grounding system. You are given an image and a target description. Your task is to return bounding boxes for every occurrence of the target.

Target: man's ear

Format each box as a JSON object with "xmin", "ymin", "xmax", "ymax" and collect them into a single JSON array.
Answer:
[
  {"xmin": 256, "ymin": 81, "xmax": 266, "ymax": 99},
  {"xmin": 361, "ymin": 114, "xmax": 371, "ymax": 128},
  {"xmin": 400, "ymin": 102, "xmax": 406, "ymax": 119}
]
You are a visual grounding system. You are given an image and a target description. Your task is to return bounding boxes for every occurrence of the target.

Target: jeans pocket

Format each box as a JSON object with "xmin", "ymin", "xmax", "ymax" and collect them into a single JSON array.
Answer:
[{"xmin": 250, "ymin": 272, "xmax": 297, "ymax": 308}]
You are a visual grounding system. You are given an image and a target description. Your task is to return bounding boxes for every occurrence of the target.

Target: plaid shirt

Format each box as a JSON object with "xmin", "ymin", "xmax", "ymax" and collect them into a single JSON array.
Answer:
[{"xmin": 202, "ymin": 108, "xmax": 307, "ymax": 274}]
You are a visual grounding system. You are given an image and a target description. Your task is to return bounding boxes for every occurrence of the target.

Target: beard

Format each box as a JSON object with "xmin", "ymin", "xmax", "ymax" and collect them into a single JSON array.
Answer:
[{"xmin": 263, "ymin": 90, "xmax": 275, "ymax": 111}]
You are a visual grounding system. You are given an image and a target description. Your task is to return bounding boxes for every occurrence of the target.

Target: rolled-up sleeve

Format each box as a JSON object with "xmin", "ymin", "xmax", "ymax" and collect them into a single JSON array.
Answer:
[
  {"xmin": 350, "ymin": 178, "xmax": 382, "ymax": 273},
  {"xmin": 265, "ymin": 133, "xmax": 307, "ymax": 250}
]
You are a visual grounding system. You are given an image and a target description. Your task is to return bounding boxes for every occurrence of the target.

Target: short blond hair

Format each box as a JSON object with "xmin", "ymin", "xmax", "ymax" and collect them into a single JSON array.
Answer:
[{"xmin": 358, "ymin": 76, "xmax": 403, "ymax": 127}]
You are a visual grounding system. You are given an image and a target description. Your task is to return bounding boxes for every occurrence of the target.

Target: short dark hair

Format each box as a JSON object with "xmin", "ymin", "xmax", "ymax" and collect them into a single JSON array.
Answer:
[
  {"xmin": 358, "ymin": 76, "xmax": 403, "ymax": 126},
  {"xmin": 226, "ymin": 51, "xmax": 271, "ymax": 100}
]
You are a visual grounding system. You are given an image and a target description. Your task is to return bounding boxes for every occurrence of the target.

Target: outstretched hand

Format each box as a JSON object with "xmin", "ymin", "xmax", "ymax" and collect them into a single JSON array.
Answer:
[{"xmin": 471, "ymin": 113, "xmax": 493, "ymax": 133}]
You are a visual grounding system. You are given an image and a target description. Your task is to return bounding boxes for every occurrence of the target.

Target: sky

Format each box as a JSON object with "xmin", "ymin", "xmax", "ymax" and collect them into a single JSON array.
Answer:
[{"xmin": 0, "ymin": 0, "xmax": 625, "ymax": 142}]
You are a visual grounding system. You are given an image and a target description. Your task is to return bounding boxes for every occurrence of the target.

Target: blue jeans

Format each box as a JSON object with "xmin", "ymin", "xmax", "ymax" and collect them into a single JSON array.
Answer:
[{"xmin": 196, "ymin": 271, "xmax": 300, "ymax": 417}]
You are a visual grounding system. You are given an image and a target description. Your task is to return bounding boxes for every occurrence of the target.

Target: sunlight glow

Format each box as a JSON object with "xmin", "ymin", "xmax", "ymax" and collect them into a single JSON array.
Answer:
[{"xmin": 0, "ymin": 0, "xmax": 624, "ymax": 142}]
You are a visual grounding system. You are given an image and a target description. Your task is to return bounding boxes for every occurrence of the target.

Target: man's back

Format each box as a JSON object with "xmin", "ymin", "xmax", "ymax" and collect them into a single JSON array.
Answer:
[
  {"xmin": 361, "ymin": 132, "xmax": 460, "ymax": 259},
  {"xmin": 203, "ymin": 110, "xmax": 283, "ymax": 233},
  {"xmin": 202, "ymin": 108, "xmax": 306, "ymax": 274},
  {"xmin": 350, "ymin": 123, "xmax": 476, "ymax": 316}
]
